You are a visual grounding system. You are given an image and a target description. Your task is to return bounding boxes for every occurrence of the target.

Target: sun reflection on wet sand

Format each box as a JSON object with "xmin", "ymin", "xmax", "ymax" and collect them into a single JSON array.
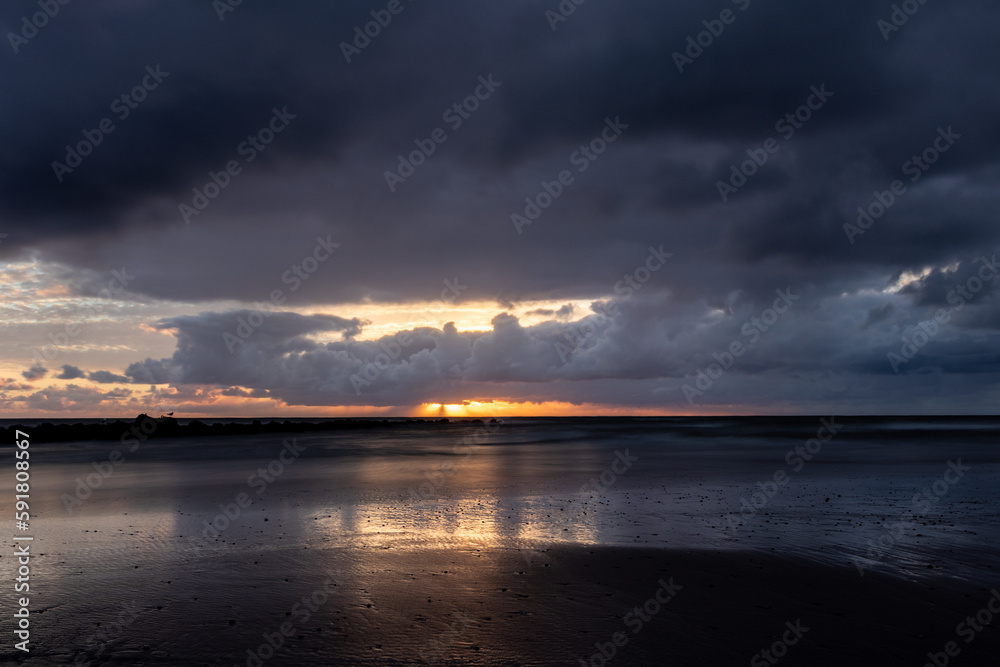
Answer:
[{"xmin": 309, "ymin": 494, "xmax": 604, "ymax": 552}]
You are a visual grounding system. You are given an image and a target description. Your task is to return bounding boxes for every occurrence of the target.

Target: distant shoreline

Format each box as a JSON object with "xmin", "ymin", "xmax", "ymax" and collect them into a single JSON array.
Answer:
[
  {"xmin": 1, "ymin": 413, "xmax": 997, "ymax": 443},
  {"xmin": 0, "ymin": 414, "xmax": 485, "ymax": 443}
]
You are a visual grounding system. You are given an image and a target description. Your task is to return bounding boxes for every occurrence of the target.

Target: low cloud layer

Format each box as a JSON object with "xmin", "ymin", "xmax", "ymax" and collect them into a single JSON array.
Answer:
[{"xmin": 103, "ymin": 263, "xmax": 999, "ymax": 411}]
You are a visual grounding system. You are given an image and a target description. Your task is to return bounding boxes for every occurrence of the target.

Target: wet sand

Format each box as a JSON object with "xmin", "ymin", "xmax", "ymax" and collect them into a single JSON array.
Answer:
[
  {"xmin": 12, "ymin": 543, "xmax": 999, "ymax": 665},
  {"xmin": 3, "ymin": 418, "xmax": 999, "ymax": 664}
]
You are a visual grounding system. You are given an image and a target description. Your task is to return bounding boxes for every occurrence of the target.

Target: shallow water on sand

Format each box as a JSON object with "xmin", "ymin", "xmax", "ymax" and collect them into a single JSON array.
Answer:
[{"xmin": 3, "ymin": 417, "xmax": 999, "ymax": 663}]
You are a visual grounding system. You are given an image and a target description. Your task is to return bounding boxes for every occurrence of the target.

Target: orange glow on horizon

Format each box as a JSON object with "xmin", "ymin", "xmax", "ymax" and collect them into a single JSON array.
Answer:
[
  {"xmin": 0, "ymin": 391, "xmax": 729, "ymax": 419},
  {"xmin": 0, "ymin": 380, "xmax": 743, "ymax": 419},
  {"xmin": 414, "ymin": 400, "xmax": 692, "ymax": 418}
]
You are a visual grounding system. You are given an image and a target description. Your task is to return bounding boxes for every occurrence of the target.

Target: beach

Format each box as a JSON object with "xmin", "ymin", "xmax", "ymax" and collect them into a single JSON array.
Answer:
[{"xmin": 2, "ymin": 417, "xmax": 998, "ymax": 664}]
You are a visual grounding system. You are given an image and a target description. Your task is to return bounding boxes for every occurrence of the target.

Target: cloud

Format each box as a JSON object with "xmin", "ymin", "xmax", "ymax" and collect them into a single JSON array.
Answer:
[
  {"xmin": 0, "ymin": 378, "xmax": 34, "ymax": 391},
  {"xmin": 57, "ymin": 364, "xmax": 87, "ymax": 380},
  {"xmin": 123, "ymin": 310, "xmax": 367, "ymax": 386},
  {"xmin": 0, "ymin": 385, "xmax": 133, "ymax": 413},
  {"xmin": 96, "ymin": 284, "xmax": 1000, "ymax": 412},
  {"xmin": 0, "ymin": 1, "xmax": 996, "ymax": 311},
  {"xmin": 527, "ymin": 304, "xmax": 575, "ymax": 320},
  {"xmin": 22, "ymin": 364, "xmax": 48, "ymax": 381},
  {"xmin": 861, "ymin": 303, "xmax": 895, "ymax": 330},
  {"xmin": 1, "ymin": 2, "xmax": 999, "ymax": 414},
  {"xmin": 88, "ymin": 370, "xmax": 133, "ymax": 384}
]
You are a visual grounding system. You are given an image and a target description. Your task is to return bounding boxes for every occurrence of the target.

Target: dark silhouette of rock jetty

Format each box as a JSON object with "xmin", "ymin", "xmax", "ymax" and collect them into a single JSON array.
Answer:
[{"xmin": 1, "ymin": 414, "xmax": 467, "ymax": 443}]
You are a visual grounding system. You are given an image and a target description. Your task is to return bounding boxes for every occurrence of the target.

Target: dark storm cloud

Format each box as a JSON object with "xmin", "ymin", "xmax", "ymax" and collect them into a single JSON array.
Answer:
[
  {"xmin": 861, "ymin": 303, "xmax": 894, "ymax": 330},
  {"xmin": 897, "ymin": 255, "xmax": 1000, "ymax": 311},
  {"xmin": 0, "ymin": 2, "xmax": 994, "ymax": 292},
  {"xmin": 123, "ymin": 310, "xmax": 366, "ymax": 386},
  {"xmin": 3, "ymin": 0, "xmax": 999, "ymax": 411}
]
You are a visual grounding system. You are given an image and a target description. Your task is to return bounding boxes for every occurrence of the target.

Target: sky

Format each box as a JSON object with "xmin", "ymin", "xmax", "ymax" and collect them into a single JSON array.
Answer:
[{"xmin": 1, "ymin": 0, "xmax": 999, "ymax": 418}]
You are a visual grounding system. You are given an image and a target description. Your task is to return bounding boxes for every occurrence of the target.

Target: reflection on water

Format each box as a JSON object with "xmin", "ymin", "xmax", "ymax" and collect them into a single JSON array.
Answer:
[
  {"xmin": 23, "ymin": 419, "xmax": 1000, "ymax": 587},
  {"xmin": 4, "ymin": 419, "xmax": 1000, "ymax": 664},
  {"xmin": 310, "ymin": 494, "xmax": 604, "ymax": 550}
]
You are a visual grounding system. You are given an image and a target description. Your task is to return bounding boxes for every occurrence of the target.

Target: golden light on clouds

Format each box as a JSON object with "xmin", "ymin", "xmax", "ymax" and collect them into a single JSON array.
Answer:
[
  {"xmin": 0, "ymin": 259, "xmax": 688, "ymax": 417},
  {"xmin": 304, "ymin": 297, "xmax": 594, "ymax": 342}
]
